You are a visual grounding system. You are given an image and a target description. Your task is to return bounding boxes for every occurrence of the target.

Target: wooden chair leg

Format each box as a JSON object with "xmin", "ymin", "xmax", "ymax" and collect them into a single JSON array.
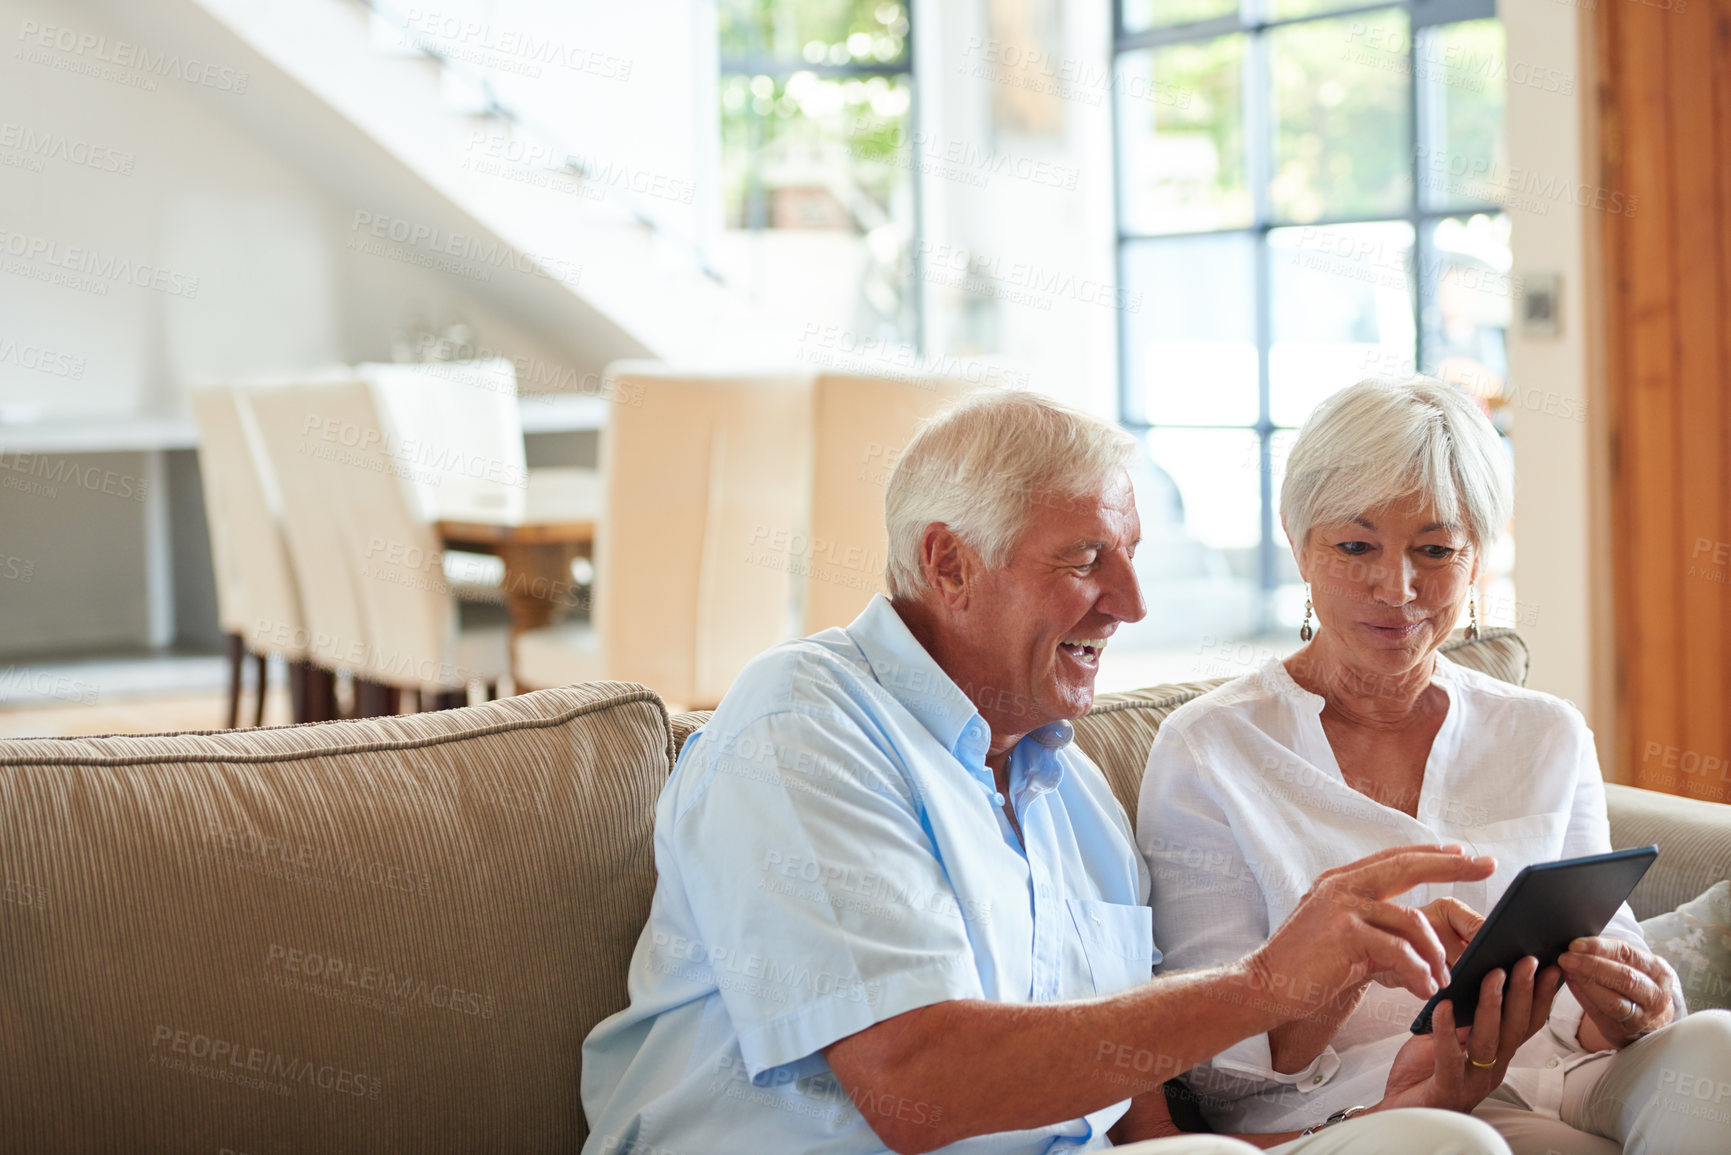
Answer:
[
  {"xmin": 303, "ymin": 665, "xmax": 337, "ymax": 723},
  {"xmin": 289, "ymin": 660, "xmax": 310, "ymax": 723},
  {"xmin": 224, "ymin": 633, "xmax": 244, "ymax": 730},
  {"xmin": 483, "ymin": 681, "xmax": 497, "ymax": 702},
  {"xmin": 251, "ymin": 652, "xmax": 268, "ymax": 727}
]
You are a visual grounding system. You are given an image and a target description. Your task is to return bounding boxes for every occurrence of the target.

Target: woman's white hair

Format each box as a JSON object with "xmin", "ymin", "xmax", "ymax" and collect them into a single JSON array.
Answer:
[
  {"xmin": 884, "ymin": 390, "xmax": 1138, "ymax": 600},
  {"xmin": 1280, "ymin": 376, "xmax": 1512, "ymax": 554}
]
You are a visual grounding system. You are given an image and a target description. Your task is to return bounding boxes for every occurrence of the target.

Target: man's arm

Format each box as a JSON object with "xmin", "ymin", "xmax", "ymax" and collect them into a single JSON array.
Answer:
[{"xmin": 825, "ymin": 846, "xmax": 1495, "ymax": 1155}]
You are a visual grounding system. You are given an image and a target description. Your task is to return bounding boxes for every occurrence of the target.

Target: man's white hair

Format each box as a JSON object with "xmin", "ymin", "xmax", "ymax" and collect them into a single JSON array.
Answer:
[
  {"xmin": 1280, "ymin": 376, "xmax": 1512, "ymax": 554},
  {"xmin": 884, "ymin": 390, "xmax": 1139, "ymax": 600}
]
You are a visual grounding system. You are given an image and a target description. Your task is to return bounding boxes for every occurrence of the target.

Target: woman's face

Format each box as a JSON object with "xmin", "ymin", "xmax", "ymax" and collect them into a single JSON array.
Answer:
[{"xmin": 1295, "ymin": 494, "xmax": 1480, "ymax": 676}]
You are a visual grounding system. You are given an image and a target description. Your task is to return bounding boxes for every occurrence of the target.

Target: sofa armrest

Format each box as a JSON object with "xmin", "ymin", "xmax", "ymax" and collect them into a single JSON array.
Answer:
[{"xmin": 1605, "ymin": 783, "xmax": 1731, "ymax": 921}]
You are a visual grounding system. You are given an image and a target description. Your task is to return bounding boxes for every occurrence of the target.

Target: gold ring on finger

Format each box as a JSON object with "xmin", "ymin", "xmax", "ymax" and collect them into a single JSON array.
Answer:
[{"xmin": 1469, "ymin": 1057, "xmax": 1497, "ymax": 1069}]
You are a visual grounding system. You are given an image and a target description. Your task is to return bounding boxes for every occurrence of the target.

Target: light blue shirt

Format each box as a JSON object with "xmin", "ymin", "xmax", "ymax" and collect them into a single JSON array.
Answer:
[{"xmin": 581, "ymin": 596, "xmax": 1156, "ymax": 1154}]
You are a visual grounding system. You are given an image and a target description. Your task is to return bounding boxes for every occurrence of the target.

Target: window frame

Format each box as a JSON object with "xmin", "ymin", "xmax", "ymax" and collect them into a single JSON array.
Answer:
[
  {"xmin": 1110, "ymin": 0, "xmax": 1502, "ymax": 630},
  {"xmin": 717, "ymin": 1, "xmax": 926, "ymax": 350}
]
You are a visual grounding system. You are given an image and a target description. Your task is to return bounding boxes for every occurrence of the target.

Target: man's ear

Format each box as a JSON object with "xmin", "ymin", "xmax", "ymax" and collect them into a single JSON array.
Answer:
[{"xmin": 919, "ymin": 523, "xmax": 973, "ymax": 609}]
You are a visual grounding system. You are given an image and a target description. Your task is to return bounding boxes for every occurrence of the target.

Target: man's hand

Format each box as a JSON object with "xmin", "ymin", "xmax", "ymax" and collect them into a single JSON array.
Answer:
[
  {"xmin": 1561, "ymin": 936, "xmax": 1678, "ymax": 1050},
  {"xmin": 1366, "ymin": 898, "xmax": 1484, "ymax": 989},
  {"xmin": 1380, "ymin": 956, "xmax": 1561, "ymax": 1113},
  {"xmin": 1249, "ymin": 845, "xmax": 1496, "ymax": 1020}
]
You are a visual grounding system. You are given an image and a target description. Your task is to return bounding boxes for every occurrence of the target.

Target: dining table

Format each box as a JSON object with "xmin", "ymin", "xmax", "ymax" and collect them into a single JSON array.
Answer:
[{"xmin": 435, "ymin": 468, "xmax": 600, "ymax": 646}]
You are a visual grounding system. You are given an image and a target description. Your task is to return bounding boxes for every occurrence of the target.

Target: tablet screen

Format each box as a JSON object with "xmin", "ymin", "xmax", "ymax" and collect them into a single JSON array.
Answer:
[{"xmin": 1410, "ymin": 845, "xmax": 1658, "ymax": 1035}]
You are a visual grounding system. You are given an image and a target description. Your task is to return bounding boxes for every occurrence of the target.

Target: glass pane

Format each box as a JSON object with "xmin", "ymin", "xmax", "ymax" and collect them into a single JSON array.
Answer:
[
  {"xmin": 720, "ymin": 0, "xmax": 908, "ymax": 65},
  {"xmin": 1111, "ymin": 428, "xmax": 1261, "ymax": 651},
  {"xmin": 1145, "ymin": 429, "xmax": 1262, "ymax": 552},
  {"xmin": 1118, "ymin": 35, "xmax": 1251, "ymax": 235},
  {"xmin": 1416, "ymin": 20, "xmax": 1507, "ymax": 211},
  {"xmin": 1267, "ymin": 221, "xmax": 1415, "ymax": 427},
  {"xmin": 1122, "ymin": 234, "xmax": 1258, "ymax": 427},
  {"xmin": 1270, "ymin": 11, "xmax": 1412, "ymax": 222},
  {"xmin": 1273, "ymin": 0, "xmax": 1375, "ymax": 19},
  {"xmin": 1122, "ymin": 0, "xmax": 1240, "ymax": 35},
  {"xmin": 716, "ymin": 70, "xmax": 916, "ymax": 340},
  {"xmin": 1420, "ymin": 214, "xmax": 1513, "ymax": 432}
]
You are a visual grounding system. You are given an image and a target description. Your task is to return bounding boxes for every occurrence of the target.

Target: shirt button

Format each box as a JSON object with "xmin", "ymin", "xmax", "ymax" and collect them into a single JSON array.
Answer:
[
  {"xmin": 1547, "ymin": 1059, "xmax": 1559, "ymax": 1069},
  {"xmin": 992, "ymin": 792, "xmax": 1005, "ymax": 806},
  {"xmin": 1312, "ymin": 1075, "xmax": 1324, "ymax": 1085}
]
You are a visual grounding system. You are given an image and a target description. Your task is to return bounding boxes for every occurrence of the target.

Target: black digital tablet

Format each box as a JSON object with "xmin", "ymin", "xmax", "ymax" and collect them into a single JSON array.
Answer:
[{"xmin": 1410, "ymin": 845, "xmax": 1658, "ymax": 1035}]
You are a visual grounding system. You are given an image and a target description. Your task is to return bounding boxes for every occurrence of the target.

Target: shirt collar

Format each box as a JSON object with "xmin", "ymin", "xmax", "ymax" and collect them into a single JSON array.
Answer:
[
  {"xmin": 846, "ymin": 596, "xmax": 1077, "ymax": 785},
  {"xmin": 846, "ymin": 594, "xmax": 982, "ymax": 756}
]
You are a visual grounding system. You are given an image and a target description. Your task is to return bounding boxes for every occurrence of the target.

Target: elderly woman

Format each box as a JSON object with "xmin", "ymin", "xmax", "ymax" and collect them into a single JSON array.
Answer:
[{"xmin": 1138, "ymin": 378, "xmax": 1731, "ymax": 1153}]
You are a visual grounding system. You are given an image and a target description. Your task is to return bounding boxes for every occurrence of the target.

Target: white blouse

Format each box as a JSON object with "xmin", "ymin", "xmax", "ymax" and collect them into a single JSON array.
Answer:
[{"xmin": 1137, "ymin": 652, "xmax": 1644, "ymax": 1134}]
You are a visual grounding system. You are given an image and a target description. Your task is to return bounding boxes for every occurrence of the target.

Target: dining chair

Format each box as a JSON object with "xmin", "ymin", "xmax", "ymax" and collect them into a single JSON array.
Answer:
[
  {"xmin": 803, "ymin": 371, "xmax": 978, "ymax": 634},
  {"xmin": 294, "ymin": 377, "xmax": 511, "ymax": 711},
  {"xmin": 244, "ymin": 379, "xmax": 381, "ymax": 720},
  {"xmin": 513, "ymin": 364, "xmax": 815, "ymax": 710},
  {"xmin": 186, "ymin": 385, "xmax": 312, "ymax": 727}
]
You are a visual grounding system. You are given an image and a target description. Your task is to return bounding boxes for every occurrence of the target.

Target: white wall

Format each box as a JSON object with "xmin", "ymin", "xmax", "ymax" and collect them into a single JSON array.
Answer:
[
  {"xmin": 917, "ymin": 0, "xmax": 1121, "ymax": 418},
  {"xmin": 1501, "ymin": 1, "xmax": 1614, "ymax": 771},
  {"xmin": 0, "ymin": 0, "xmax": 601, "ymax": 658}
]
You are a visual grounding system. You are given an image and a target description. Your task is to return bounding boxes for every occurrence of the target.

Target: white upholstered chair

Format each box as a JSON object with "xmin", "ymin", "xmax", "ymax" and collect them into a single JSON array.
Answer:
[
  {"xmin": 802, "ymin": 371, "xmax": 977, "ymax": 634},
  {"xmin": 513, "ymin": 364, "xmax": 815, "ymax": 710},
  {"xmin": 187, "ymin": 386, "xmax": 311, "ymax": 726}
]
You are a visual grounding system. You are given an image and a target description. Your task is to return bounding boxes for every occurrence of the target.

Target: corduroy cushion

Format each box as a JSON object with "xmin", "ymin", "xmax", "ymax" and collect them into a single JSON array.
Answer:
[
  {"xmin": 0, "ymin": 681, "xmax": 669, "ymax": 1154},
  {"xmin": 1607, "ymin": 782, "xmax": 1731, "ymax": 921},
  {"xmin": 1073, "ymin": 628, "xmax": 1531, "ymax": 827}
]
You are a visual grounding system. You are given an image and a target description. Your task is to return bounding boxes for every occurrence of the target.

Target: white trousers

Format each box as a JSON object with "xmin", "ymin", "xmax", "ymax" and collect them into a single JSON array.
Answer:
[
  {"xmin": 1113, "ymin": 1108, "xmax": 1511, "ymax": 1154},
  {"xmin": 1471, "ymin": 1009, "xmax": 1731, "ymax": 1155}
]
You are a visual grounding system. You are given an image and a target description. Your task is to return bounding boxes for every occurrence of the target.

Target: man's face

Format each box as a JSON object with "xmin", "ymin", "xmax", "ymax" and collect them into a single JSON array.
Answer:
[{"xmin": 959, "ymin": 472, "xmax": 1145, "ymax": 736}]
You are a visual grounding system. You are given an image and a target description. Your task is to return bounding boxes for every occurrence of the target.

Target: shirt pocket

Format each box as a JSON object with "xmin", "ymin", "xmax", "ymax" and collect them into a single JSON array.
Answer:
[{"xmin": 1066, "ymin": 897, "xmax": 1157, "ymax": 997}]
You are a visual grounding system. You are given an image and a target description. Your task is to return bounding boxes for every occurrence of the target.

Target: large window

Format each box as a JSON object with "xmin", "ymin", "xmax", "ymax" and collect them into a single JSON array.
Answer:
[
  {"xmin": 1114, "ymin": 0, "xmax": 1512, "ymax": 638},
  {"xmin": 717, "ymin": 0, "xmax": 920, "ymax": 345}
]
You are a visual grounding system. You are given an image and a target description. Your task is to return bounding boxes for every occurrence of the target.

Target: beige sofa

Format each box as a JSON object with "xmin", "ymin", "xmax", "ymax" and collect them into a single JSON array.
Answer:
[{"xmin": 3, "ymin": 630, "xmax": 1726, "ymax": 1151}]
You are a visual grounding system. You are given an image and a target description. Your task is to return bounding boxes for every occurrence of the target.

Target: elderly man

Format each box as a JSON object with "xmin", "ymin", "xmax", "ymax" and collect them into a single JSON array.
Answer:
[{"xmin": 581, "ymin": 391, "xmax": 1519, "ymax": 1154}]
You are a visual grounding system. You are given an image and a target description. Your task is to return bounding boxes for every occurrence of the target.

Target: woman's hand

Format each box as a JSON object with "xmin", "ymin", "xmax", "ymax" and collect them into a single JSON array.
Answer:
[
  {"xmin": 1561, "ymin": 937, "xmax": 1677, "ymax": 1050},
  {"xmin": 1378, "ymin": 956, "xmax": 1561, "ymax": 1114}
]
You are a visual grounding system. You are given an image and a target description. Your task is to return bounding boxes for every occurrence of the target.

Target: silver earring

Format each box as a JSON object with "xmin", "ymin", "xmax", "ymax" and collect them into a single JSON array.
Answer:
[
  {"xmin": 1465, "ymin": 589, "xmax": 1480, "ymax": 641},
  {"xmin": 1300, "ymin": 587, "xmax": 1314, "ymax": 643}
]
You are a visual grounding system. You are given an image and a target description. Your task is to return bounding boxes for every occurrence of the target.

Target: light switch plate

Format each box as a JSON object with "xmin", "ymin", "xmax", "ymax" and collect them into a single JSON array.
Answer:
[{"xmin": 1521, "ymin": 273, "xmax": 1562, "ymax": 338}]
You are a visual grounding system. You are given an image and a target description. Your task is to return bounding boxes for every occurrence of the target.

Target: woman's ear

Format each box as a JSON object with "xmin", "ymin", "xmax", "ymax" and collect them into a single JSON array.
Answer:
[{"xmin": 1284, "ymin": 518, "xmax": 1310, "ymax": 583}]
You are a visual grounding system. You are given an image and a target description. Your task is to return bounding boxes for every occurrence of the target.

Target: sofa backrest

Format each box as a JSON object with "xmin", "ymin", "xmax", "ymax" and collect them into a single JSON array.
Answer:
[
  {"xmin": 0, "ymin": 681, "xmax": 670, "ymax": 1153},
  {"xmin": 668, "ymin": 629, "xmax": 1532, "ymax": 815}
]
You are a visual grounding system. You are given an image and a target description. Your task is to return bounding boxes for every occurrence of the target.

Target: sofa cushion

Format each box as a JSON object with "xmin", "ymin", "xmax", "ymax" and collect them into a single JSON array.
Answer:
[
  {"xmin": 1607, "ymin": 781, "xmax": 1731, "ymax": 921},
  {"xmin": 1073, "ymin": 628, "xmax": 1531, "ymax": 828},
  {"xmin": 1639, "ymin": 881, "xmax": 1731, "ymax": 1012},
  {"xmin": 0, "ymin": 681, "xmax": 670, "ymax": 1153}
]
